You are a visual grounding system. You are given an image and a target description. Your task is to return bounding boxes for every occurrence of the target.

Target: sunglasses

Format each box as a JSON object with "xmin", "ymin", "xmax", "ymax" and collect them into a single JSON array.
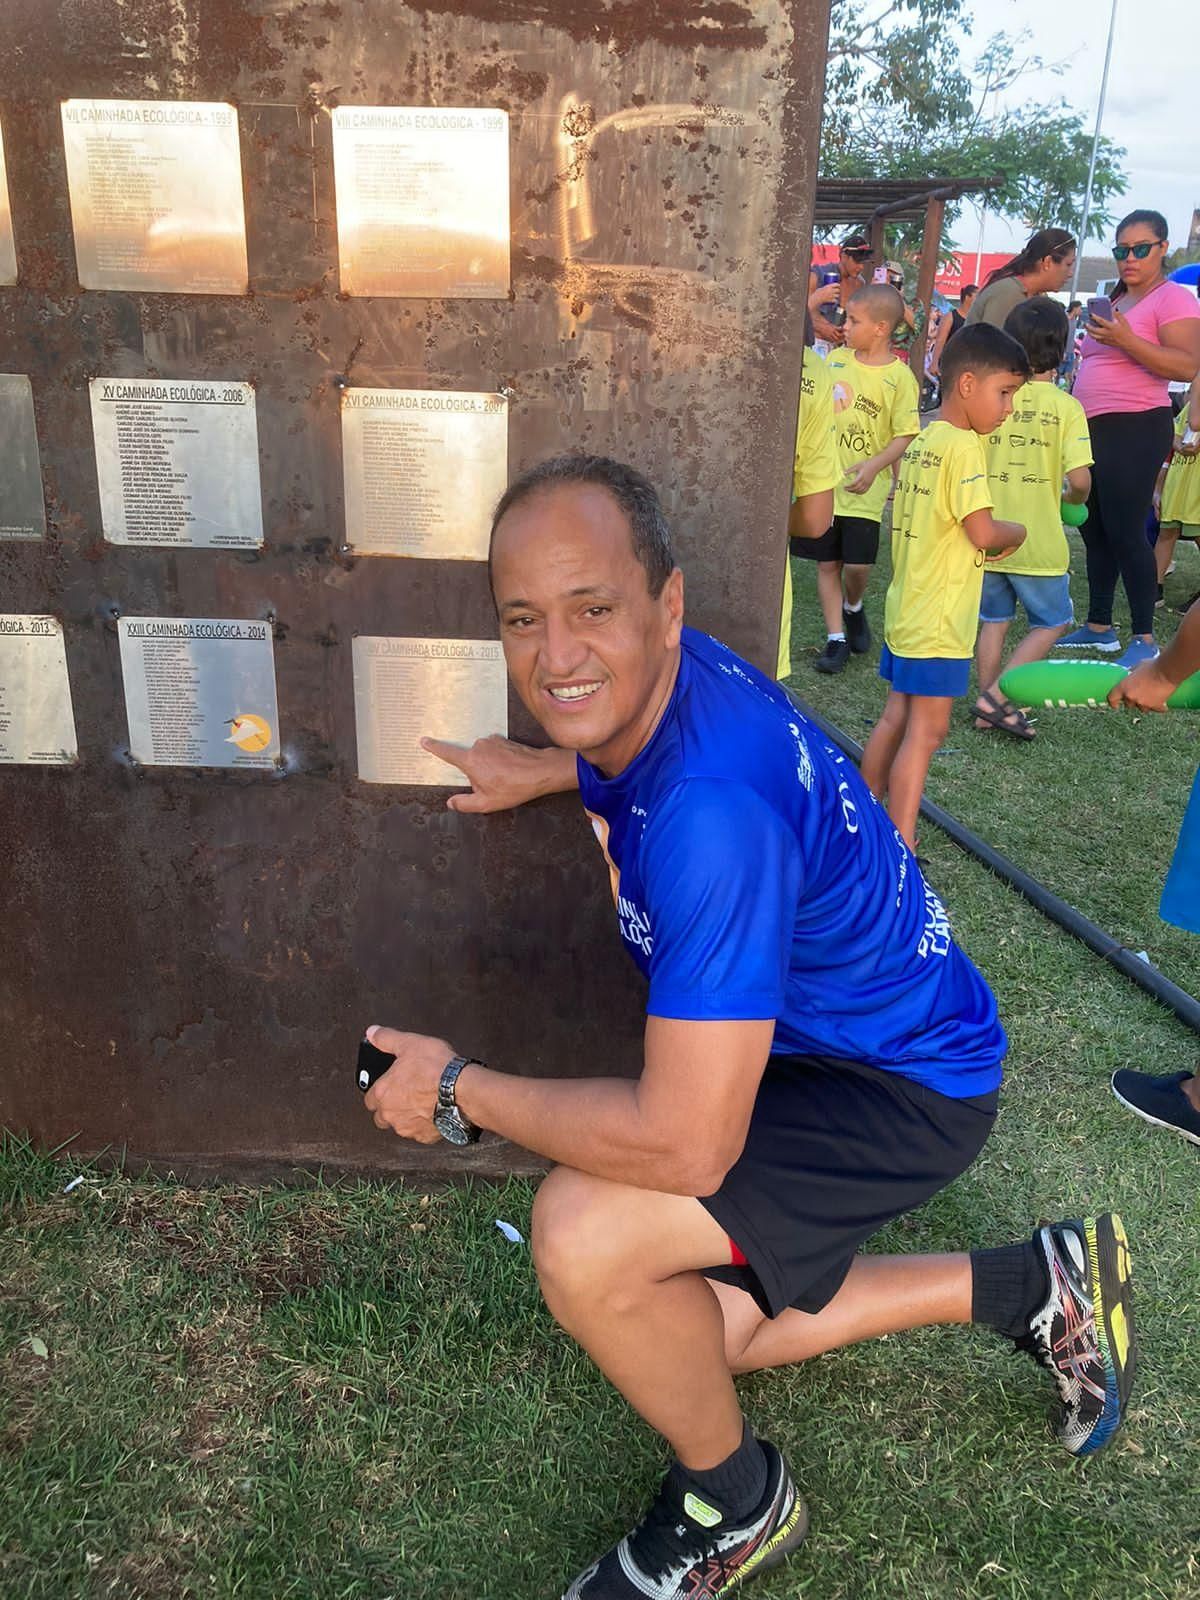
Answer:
[{"xmin": 1112, "ymin": 241, "xmax": 1162, "ymax": 261}]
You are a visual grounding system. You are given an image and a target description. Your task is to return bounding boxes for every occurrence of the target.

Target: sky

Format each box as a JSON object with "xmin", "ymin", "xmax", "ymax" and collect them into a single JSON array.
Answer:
[{"xmin": 952, "ymin": 0, "xmax": 1198, "ymax": 257}]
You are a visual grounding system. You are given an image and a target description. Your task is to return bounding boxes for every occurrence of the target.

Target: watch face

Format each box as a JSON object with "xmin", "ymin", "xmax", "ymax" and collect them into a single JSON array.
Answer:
[{"xmin": 433, "ymin": 1109, "xmax": 473, "ymax": 1146}]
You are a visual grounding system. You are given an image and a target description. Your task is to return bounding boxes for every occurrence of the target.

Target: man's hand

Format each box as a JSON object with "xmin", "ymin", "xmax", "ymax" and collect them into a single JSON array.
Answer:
[
  {"xmin": 1108, "ymin": 660, "xmax": 1177, "ymax": 713},
  {"xmin": 420, "ymin": 735, "xmax": 577, "ymax": 813},
  {"xmin": 843, "ymin": 462, "xmax": 879, "ymax": 496},
  {"xmin": 361, "ymin": 1026, "xmax": 456, "ymax": 1142}
]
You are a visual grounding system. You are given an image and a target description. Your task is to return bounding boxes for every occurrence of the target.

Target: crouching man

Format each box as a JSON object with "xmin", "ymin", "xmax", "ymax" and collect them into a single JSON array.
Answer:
[{"xmin": 363, "ymin": 455, "xmax": 1136, "ymax": 1600}]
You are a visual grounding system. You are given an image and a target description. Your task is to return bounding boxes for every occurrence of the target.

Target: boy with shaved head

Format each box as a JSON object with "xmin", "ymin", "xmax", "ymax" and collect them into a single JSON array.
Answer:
[{"xmin": 797, "ymin": 284, "xmax": 920, "ymax": 674}]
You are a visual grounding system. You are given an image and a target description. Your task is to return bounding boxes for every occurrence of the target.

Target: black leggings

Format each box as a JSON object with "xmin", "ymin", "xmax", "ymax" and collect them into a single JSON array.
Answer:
[{"xmin": 1082, "ymin": 407, "xmax": 1174, "ymax": 636}]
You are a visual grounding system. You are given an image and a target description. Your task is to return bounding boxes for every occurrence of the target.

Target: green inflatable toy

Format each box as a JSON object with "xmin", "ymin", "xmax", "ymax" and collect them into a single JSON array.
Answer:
[
  {"xmin": 1000, "ymin": 658, "xmax": 1200, "ymax": 709},
  {"xmin": 1060, "ymin": 500, "xmax": 1089, "ymax": 527}
]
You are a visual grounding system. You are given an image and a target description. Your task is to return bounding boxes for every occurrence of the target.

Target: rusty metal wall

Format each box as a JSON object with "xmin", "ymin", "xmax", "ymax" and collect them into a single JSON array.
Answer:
[{"xmin": 0, "ymin": 0, "xmax": 829, "ymax": 1178}]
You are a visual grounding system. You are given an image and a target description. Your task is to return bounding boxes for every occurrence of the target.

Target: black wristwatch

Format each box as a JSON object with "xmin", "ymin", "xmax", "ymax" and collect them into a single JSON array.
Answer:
[{"xmin": 433, "ymin": 1056, "xmax": 484, "ymax": 1146}]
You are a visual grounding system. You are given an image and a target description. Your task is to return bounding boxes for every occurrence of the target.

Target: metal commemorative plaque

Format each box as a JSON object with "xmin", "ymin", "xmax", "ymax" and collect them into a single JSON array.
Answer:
[
  {"xmin": 117, "ymin": 617, "xmax": 280, "ymax": 769},
  {"xmin": 89, "ymin": 377, "xmax": 263, "ymax": 549},
  {"xmin": 0, "ymin": 616, "xmax": 77, "ymax": 764},
  {"xmin": 351, "ymin": 636, "xmax": 507, "ymax": 785},
  {"xmin": 0, "ymin": 118, "xmax": 16, "ymax": 284},
  {"xmin": 331, "ymin": 106, "xmax": 510, "ymax": 298},
  {"xmin": 61, "ymin": 99, "xmax": 248, "ymax": 294},
  {"xmin": 341, "ymin": 388, "xmax": 507, "ymax": 558},
  {"xmin": 0, "ymin": 375, "xmax": 46, "ymax": 541}
]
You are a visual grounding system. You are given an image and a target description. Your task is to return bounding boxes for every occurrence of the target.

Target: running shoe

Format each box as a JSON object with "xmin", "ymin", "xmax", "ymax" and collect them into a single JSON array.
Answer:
[
  {"xmin": 1056, "ymin": 625, "xmax": 1121, "ymax": 652},
  {"xmin": 562, "ymin": 1440, "xmax": 808, "ymax": 1598},
  {"xmin": 1116, "ymin": 638, "xmax": 1159, "ymax": 669},
  {"xmin": 1111, "ymin": 1068, "xmax": 1200, "ymax": 1145},
  {"xmin": 843, "ymin": 605, "xmax": 872, "ymax": 655},
  {"xmin": 1015, "ymin": 1214, "xmax": 1136, "ymax": 1458},
  {"xmin": 813, "ymin": 638, "xmax": 851, "ymax": 674}
]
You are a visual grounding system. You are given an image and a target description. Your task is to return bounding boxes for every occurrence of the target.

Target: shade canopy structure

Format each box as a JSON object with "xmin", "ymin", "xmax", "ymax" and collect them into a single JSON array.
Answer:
[{"xmin": 813, "ymin": 176, "xmax": 1004, "ymax": 375}]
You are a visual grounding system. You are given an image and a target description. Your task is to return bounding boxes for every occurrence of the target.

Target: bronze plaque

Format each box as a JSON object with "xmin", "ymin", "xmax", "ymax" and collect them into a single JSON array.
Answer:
[
  {"xmin": 341, "ymin": 388, "xmax": 508, "ymax": 558},
  {"xmin": 117, "ymin": 617, "xmax": 280, "ymax": 769},
  {"xmin": 351, "ymin": 636, "xmax": 507, "ymax": 784},
  {"xmin": 61, "ymin": 99, "xmax": 248, "ymax": 294},
  {"xmin": 90, "ymin": 377, "xmax": 263, "ymax": 549},
  {"xmin": 332, "ymin": 106, "xmax": 510, "ymax": 298},
  {"xmin": 0, "ymin": 374, "xmax": 45, "ymax": 540},
  {"xmin": 0, "ymin": 117, "xmax": 15, "ymax": 284},
  {"xmin": 0, "ymin": 616, "xmax": 76, "ymax": 764}
]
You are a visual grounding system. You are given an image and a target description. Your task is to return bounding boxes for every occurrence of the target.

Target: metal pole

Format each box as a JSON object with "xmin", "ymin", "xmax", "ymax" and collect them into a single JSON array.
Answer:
[{"xmin": 1070, "ymin": 0, "xmax": 1119, "ymax": 301}]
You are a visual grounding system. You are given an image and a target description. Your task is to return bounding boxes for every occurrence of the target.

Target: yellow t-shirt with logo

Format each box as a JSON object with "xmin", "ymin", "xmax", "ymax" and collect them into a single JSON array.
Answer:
[
  {"xmin": 1162, "ymin": 406, "xmax": 1200, "ymax": 529},
  {"xmin": 793, "ymin": 348, "xmax": 839, "ymax": 500},
  {"xmin": 825, "ymin": 350, "xmax": 921, "ymax": 521},
  {"xmin": 885, "ymin": 421, "xmax": 993, "ymax": 660},
  {"xmin": 780, "ymin": 349, "xmax": 840, "ymax": 678},
  {"xmin": 984, "ymin": 380, "xmax": 1092, "ymax": 575}
]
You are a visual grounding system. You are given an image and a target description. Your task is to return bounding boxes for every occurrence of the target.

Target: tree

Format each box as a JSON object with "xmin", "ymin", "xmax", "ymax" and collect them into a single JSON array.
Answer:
[{"xmin": 821, "ymin": 0, "xmax": 1127, "ymax": 248}]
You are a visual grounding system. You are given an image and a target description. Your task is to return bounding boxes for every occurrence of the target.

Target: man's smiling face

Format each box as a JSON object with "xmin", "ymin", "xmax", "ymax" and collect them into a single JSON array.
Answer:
[{"xmin": 490, "ymin": 482, "xmax": 684, "ymax": 776}]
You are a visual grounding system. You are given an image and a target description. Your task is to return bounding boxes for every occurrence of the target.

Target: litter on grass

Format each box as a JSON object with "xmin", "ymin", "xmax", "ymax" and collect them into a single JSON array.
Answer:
[
  {"xmin": 62, "ymin": 1175, "xmax": 85, "ymax": 1193},
  {"xmin": 494, "ymin": 1220, "xmax": 525, "ymax": 1244}
]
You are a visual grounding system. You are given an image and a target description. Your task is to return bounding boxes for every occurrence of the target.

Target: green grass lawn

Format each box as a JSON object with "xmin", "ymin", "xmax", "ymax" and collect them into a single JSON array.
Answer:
[{"xmin": 2, "ymin": 540, "xmax": 1199, "ymax": 1600}]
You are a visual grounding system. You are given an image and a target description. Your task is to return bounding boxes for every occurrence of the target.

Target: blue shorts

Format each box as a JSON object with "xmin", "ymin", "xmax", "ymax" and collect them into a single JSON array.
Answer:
[
  {"xmin": 1160, "ymin": 769, "xmax": 1200, "ymax": 935},
  {"xmin": 979, "ymin": 571, "xmax": 1073, "ymax": 630},
  {"xmin": 879, "ymin": 644, "xmax": 970, "ymax": 697}
]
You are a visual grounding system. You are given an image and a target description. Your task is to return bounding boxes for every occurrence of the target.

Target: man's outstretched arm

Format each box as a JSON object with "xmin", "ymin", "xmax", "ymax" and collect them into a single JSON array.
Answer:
[
  {"xmin": 422, "ymin": 734, "xmax": 579, "ymax": 812},
  {"xmin": 362, "ymin": 1015, "xmax": 774, "ymax": 1197},
  {"xmin": 1109, "ymin": 596, "xmax": 1200, "ymax": 712}
]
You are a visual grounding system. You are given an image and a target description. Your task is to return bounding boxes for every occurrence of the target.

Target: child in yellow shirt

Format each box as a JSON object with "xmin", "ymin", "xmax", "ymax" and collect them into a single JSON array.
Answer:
[
  {"xmin": 795, "ymin": 285, "xmax": 920, "ymax": 674},
  {"xmin": 778, "ymin": 337, "xmax": 840, "ymax": 678},
  {"xmin": 973, "ymin": 297, "xmax": 1093, "ymax": 738},
  {"xmin": 861, "ymin": 325, "xmax": 1029, "ymax": 848}
]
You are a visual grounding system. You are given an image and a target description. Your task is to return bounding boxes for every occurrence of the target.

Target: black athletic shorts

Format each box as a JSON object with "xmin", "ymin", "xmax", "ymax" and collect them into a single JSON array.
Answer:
[
  {"xmin": 700, "ymin": 1054, "xmax": 997, "ymax": 1319},
  {"xmin": 790, "ymin": 514, "xmax": 881, "ymax": 566}
]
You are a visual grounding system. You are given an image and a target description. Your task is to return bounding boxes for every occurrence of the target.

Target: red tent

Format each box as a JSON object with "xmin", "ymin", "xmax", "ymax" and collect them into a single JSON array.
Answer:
[{"xmin": 811, "ymin": 243, "xmax": 1012, "ymax": 299}]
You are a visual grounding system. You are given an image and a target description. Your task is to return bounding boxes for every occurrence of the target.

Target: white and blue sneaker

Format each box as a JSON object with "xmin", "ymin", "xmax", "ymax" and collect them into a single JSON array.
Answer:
[
  {"xmin": 1057, "ymin": 625, "xmax": 1121, "ymax": 652},
  {"xmin": 1016, "ymin": 1215, "xmax": 1136, "ymax": 1458},
  {"xmin": 1116, "ymin": 638, "xmax": 1159, "ymax": 670}
]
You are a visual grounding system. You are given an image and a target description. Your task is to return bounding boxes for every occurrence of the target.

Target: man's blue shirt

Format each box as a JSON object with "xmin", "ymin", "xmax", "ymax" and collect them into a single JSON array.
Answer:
[{"xmin": 577, "ymin": 627, "xmax": 1005, "ymax": 1098}]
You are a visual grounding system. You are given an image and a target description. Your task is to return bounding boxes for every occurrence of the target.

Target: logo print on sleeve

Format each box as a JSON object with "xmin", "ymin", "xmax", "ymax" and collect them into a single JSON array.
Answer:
[
  {"xmin": 617, "ymin": 896, "xmax": 653, "ymax": 956},
  {"xmin": 916, "ymin": 883, "xmax": 952, "ymax": 960}
]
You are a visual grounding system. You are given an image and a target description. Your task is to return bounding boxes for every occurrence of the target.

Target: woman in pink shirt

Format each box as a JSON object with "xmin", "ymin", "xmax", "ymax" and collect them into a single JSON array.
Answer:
[{"xmin": 1059, "ymin": 210, "xmax": 1200, "ymax": 667}]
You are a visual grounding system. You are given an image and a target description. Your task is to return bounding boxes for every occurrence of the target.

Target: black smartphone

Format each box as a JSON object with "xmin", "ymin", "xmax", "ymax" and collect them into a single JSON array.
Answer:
[{"xmin": 356, "ymin": 1037, "xmax": 396, "ymax": 1093}]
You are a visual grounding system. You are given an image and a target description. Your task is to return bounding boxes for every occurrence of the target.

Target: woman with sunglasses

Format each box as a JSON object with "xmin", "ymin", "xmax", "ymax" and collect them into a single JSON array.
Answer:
[
  {"xmin": 1059, "ymin": 210, "xmax": 1200, "ymax": 667},
  {"xmin": 964, "ymin": 227, "xmax": 1077, "ymax": 330}
]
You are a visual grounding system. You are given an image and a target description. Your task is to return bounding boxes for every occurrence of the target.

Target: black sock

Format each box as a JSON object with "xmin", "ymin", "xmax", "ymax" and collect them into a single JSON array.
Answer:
[
  {"xmin": 675, "ymin": 1420, "xmax": 767, "ymax": 1523},
  {"xmin": 970, "ymin": 1240, "xmax": 1048, "ymax": 1340}
]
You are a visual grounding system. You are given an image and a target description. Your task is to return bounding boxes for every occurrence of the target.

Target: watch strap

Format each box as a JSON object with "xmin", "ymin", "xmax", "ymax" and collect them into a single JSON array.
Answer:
[{"xmin": 438, "ymin": 1055, "xmax": 484, "ymax": 1139}]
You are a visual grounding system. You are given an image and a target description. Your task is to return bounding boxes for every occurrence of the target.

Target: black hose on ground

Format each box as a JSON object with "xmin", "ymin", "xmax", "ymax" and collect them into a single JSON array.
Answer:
[{"xmin": 791, "ymin": 694, "xmax": 1200, "ymax": 1040}]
